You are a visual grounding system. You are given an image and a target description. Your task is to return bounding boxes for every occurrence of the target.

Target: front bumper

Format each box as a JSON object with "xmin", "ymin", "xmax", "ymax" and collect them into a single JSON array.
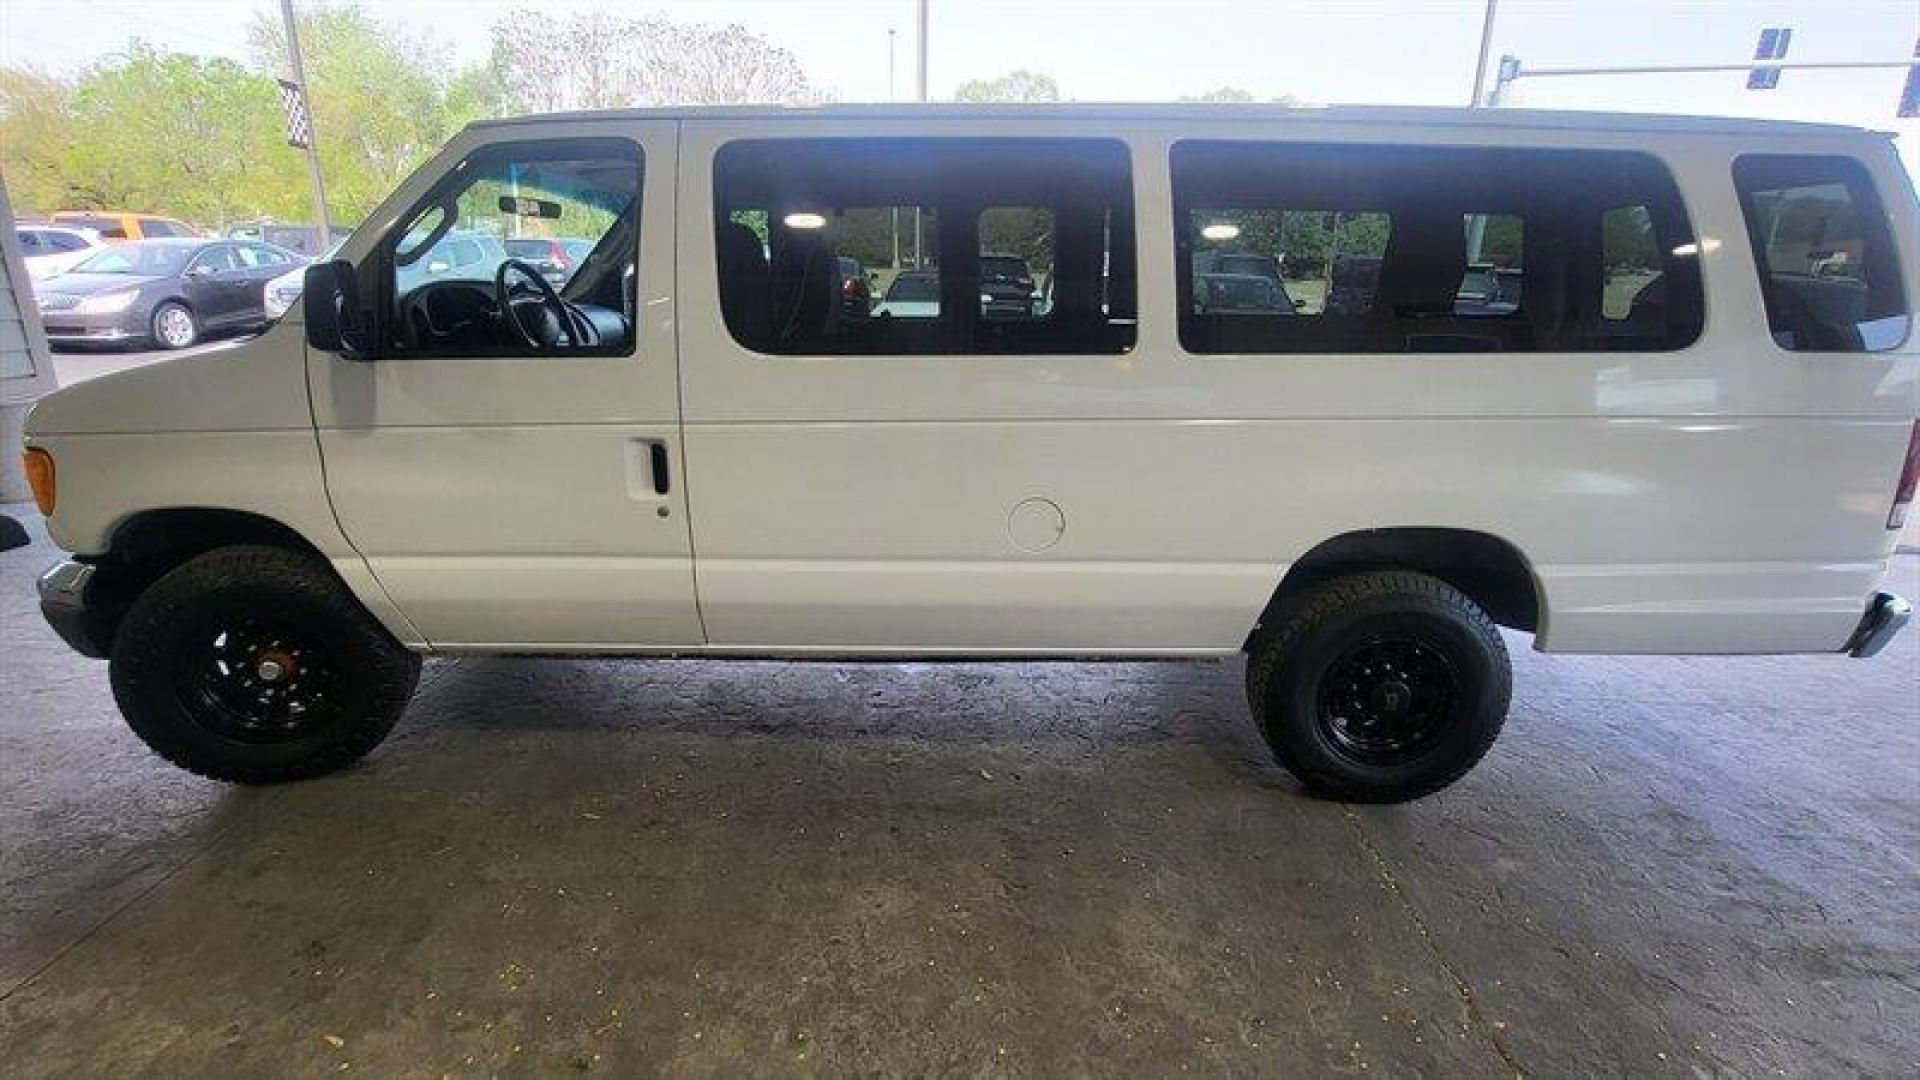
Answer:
[
  {"xmin": 38, "ymin": 308, "xmax": 147, "ymax": 345},
  {"xmin": 1844, "ymin": 591, "xmax": 1911, "ymax": 658},
  {"xmin": 37, "ymin": 560, "xmax": 116, "ymax": 659}
]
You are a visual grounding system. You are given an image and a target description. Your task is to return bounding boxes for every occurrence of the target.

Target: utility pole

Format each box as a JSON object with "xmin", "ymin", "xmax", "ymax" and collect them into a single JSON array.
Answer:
[
  {"xmin": 1469, "ymin": 0, "xmax": 1498, "ymax": 106},
  {"xmin": 913, "ymin": 1, "xmax": 928, "ymax": 267},
  {"xmin": 916, "ymin": 0, "xmax": 929, "ymax": 102},
  {"xmin": 1489, "ymin": 29, "xmax": 1918, "ymax": 114},
  {"xmin": 888, "ymin": 26, "xmax": 900, "ymax": 269},
  {"xmin": 279, "ymin": 0, "xmax": 332, "ymax": 242}
]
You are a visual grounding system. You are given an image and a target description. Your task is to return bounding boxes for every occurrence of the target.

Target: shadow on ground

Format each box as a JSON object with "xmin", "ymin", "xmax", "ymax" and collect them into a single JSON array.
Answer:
[{"xmin": 2, "ymin": 510, "xmax": 1915, "ymax": 1077}]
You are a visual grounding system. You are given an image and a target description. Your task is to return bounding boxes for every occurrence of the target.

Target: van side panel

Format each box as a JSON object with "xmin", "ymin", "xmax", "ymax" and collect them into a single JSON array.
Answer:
[
  {"xmin": 675, "ymin": 118, "xmax": 1915, "ymax": 656},
  {"xmin": 23, "ymin": 322, "xmax": 426, "ymax": 648}
]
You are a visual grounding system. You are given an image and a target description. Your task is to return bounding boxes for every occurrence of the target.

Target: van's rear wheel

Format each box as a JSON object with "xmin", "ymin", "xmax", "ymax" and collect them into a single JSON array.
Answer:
[
  {"xmin": 1246, "ymin": 571, "xmax": 1509, "ymax": 803},
  {"xmin": 110, "ymin": 545, "xmax": 420, "ymax": 783}
]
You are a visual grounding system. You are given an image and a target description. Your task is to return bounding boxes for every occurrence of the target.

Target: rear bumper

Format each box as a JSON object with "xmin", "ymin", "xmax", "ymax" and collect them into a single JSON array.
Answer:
[
  {"xmin": 37, "ymin": 560, "xmax": 115, "ymax": 659},
  {"xmin": 1844, "ymin": 591, "xmax": 1911, "ymax": 658}
]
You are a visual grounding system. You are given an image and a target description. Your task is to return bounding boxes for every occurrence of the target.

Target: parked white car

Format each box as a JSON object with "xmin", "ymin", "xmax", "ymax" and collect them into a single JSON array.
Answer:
[
  {"xmin": 16, "ymin": 225, "xmax": 106, "ymax": 281},
  {"xmin": 263, "ymin": 240, "xmax": 339, "ymax": 319},
  {"xmin": 23, "ymin": 105, "xmax": 1918, "ymax": 801}
]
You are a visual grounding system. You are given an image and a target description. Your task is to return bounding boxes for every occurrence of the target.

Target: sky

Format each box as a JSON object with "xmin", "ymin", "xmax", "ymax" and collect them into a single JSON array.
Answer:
[{"xmin": 5, "ymin": 0, "xmax": 1918, "ymax": 174}]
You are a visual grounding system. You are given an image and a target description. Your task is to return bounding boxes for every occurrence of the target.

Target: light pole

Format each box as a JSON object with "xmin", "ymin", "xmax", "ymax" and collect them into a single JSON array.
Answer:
[
  {"xmin": 1469, "ymin": 0, "xmax": 1499, "ymax": 106},
  {"xmin": 916, "ymin": 0, "xmax": 929, "ymax": 102},
  {"xmin": 913, "ymin": 1, "xmax": 928, "ymax": 267},
  {"xmin": 888, "ymin": 28, "xmax": 900, "ymax": 268}
]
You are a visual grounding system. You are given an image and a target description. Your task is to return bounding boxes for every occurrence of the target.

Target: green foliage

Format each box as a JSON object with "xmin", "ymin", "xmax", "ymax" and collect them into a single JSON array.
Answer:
[
  {"xmin": 979, "ymin": 207, "xmax": 1054, "ymax": 270},
  {"xmin": 953, "ymin": 70, "xmax": 1060, "ymax": 104},
  {"xmin": 21, "ymin": 43, "xmax": 303, "ymax": 222},
  {"xmin": 0, "ymin": 67, "xmax": 76, "ymax": 213},
  {"xmin": 0, "ymin": 1, "xmax": 817, "ymax": 230},
  {"xmin": 1184, "ymin": 87, "xmax": 1256, "ymax": 103},
  {"xmin": 1193, "ymin": 209, "xmax": 1391, "ymax": 280},
  {"xmin": 245, "ymin": 3, "xmax": 471, "ymax": 225}
]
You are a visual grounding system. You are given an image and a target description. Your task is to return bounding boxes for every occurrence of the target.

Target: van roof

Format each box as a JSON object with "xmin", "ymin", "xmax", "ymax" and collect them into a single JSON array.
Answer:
[{"xmin": 469, "ymin": 102, "xmax": 1885, "ymax": 140}]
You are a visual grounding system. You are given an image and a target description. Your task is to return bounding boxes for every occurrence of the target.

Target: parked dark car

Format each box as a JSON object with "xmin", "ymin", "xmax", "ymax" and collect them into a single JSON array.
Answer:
[
  {"xmin": 979, "ymin": 253, "xmax": 1037, "ymax": 319},
  {"xmin": 836, "ymin": 256, "xmax": 873, "ymax": 320},
  {"xmin": 1194, "ymin": 272, "xmax": 1296, "ymax": 314},
  {"xmin": 34, "ymin": 238, "xmax": 304, "ymax": 350},
  {"xmin": 1195, "ymin": 250, "xmax": 1284, "ymax": 283},
  {"xmin": 227, "ymin": 221, "xmax": 353, "ymax": 258}
]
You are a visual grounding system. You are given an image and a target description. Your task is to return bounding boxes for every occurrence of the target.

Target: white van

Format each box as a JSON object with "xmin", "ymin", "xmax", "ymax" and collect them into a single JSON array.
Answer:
[{"xmin": 23, "ymin": 105, "xmax": 1918, "ymax": 802}]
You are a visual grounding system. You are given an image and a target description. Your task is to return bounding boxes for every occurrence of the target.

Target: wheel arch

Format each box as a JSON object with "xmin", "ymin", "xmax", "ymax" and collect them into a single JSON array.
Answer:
[
  {"xmin": 78, "ymin": 507, "xmax": 340, "ymax": 651},
  {"xmin": 1248, "ymin": 528, "xmax": 1544, "ymax": 647}
]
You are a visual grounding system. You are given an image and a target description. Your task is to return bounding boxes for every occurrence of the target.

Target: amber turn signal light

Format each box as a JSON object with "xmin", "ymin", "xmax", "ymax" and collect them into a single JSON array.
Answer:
[{"xmin": 23, "ymin": 448, "xmax": 54, "ymax": 516}]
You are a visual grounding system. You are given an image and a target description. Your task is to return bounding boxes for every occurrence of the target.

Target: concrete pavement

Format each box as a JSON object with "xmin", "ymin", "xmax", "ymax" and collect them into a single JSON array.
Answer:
[{"xmin": 1, "ymin": 510, "xmax": 1916, "ymax": 1077}]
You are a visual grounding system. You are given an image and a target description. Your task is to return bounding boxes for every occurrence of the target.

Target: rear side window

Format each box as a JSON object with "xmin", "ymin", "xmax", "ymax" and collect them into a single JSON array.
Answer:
[
  {"xmin": 1173, "ymin": 141, "xmax": 1704, "ymax": 354},
  {"xmin": 714, "ymin": 138, "xmax": 1136, "ymax": 356},
  {"xmin": 1733, "ymin": 154, "xmax": 1909, "ymax": 352}
]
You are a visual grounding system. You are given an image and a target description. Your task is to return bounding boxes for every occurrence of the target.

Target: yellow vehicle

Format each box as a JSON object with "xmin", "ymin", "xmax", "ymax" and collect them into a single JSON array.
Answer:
[{"xmin": 50, "ymin": 210, "xmax": 198, "ymax": 241}]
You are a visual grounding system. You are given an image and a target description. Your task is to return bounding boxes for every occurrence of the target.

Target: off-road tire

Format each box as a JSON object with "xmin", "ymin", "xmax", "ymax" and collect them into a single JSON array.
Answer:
[
  {"xmin": 110, "ymin": 545, "xmax": 420, "ymax": 783},
  {"xmin": 1246, "ymin": 571, "xmax": 1509, "ymax": 803}
]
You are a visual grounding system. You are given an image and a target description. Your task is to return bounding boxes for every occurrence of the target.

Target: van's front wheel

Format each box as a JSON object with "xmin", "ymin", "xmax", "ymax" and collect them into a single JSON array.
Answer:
[
  {"xmin": 1246, "ymin": 571, "xmax": 1509, "ymax": 803},
  {"xmin": 110, "ymin": 545, "xmax": 420, "ymax": 783}
]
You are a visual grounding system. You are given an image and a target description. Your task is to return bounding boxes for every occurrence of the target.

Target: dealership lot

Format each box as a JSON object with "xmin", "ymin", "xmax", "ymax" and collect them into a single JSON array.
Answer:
[{"xmin": 1, "ymin": 514, "xmax": 1914, "ymax": 1077}]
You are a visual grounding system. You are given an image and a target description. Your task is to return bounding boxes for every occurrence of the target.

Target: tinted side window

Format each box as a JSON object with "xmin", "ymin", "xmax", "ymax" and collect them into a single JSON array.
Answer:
[
  {"xmin": 17, "ymin": 231, "xmax": 42, "ymax": 252},
  {"xmin": 714, "ymin": 138, "xmax": 1136, "ymax": 356},
  {"xmin": 1733, "ymin": 154, "xmax": 1908, "ymax": 352},
  {"xmin": 1173, "ymin": 142, "xmax": 1704, "ymax": 354},
  {"xmin": 189, "ymin": 246, "xmax": 237, "ymax": 273},
  {"xmin": 141, "ymin": 218, "xmax": 190, "ymax": 238}
]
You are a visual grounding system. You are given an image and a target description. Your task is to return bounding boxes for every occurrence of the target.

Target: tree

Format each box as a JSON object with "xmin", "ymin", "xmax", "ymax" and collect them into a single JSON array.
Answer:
[
  {"xmin": 56, "ymin": 43, "xmax": 300, "ymax": 224},
  {"xmin": 1184, "ymin": 87, "xmax": 1255, "ymax": 104},
  {"xmin": 486, "ymin": 12, "xmax": 821, "ymax": 114},
  {"xmin": 953, "ymin": 70, "xmax": 1060, "ymax": 103},
  {"xmin": 1180, "ymin": 88, "xmax": 1304, "ymax": 106},
  {"xmin": 0, "ymin": 67, "xmax": 75, "ymax": 213},
  {"xmin": 247, "ymin": 2, "xmax": 471, "ymax": 224}
]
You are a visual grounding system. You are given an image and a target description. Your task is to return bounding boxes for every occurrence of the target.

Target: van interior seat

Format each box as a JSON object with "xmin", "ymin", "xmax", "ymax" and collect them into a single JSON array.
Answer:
[
  {"xmin": 717, "ymin": 220, "xmax": 772, "ymax": 350},
  {"xmin": 770, "ymin": 228, "xmax": 837, "ymax": 350}
]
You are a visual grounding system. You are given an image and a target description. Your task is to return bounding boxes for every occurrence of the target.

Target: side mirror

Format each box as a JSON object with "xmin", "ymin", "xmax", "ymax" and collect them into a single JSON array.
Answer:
[{"xmin": 303, "ymin": 260, "xmax": 373, "ymax": 359}]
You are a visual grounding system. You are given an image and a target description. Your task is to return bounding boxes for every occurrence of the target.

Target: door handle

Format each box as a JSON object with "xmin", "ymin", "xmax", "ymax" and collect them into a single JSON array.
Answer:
[{"xmin": 648, "ymin": 441, "xmax": 671, "ymax": 496}]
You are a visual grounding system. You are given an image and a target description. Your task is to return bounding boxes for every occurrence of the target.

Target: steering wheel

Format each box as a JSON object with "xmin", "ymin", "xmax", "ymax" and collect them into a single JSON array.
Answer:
[{"xmin": 494, "ymin": 258, "xmax": 579, "ymax": 349}]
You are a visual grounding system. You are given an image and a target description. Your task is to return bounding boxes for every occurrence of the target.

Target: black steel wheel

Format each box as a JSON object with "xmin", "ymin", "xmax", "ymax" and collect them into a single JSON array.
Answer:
[
  {"xmin": 1315, "ymin": 636, "xmax": 1460, "ymax": 767},
  {"xmin": 1246, "ymin": 571, "xmax": 1510, "ymax": 803},
  {"xmin": 175, "ymin": 617, "xmax": 340, "ymax": 744},
  {"xmin": 111, "ymin": 545, "xmax": 420, "ymax": 783}
]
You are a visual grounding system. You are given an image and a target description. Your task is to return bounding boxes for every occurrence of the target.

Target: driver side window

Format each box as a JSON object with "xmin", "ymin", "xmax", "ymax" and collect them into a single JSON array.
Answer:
[{"xmin": 382, "ymin": 138, "xmax": 643, "ymax": 357}]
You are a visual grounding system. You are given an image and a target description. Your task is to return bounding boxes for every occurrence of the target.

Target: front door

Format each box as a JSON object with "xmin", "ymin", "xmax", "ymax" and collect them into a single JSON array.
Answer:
[
  {"xmin": 184, "ymin": 244, "xmax": 248, "ymax": 327},
  {"xmin": 308, "ymin": 121, "xmax": 700, "ymax": 649}
]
